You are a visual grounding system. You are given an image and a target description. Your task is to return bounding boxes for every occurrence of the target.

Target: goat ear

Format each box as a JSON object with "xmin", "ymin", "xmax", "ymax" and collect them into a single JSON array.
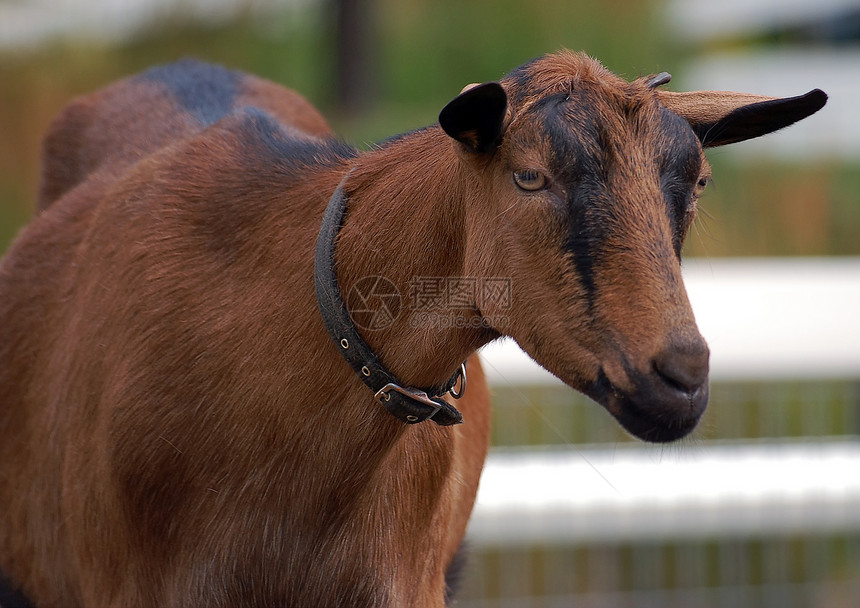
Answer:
[
  {"xmin": 439, "ymin": 82, "xmax": 507, "ymax": 153},
  {"xmin": 657, "ymin": 89, "xmax": 827, "ymax": 148}
]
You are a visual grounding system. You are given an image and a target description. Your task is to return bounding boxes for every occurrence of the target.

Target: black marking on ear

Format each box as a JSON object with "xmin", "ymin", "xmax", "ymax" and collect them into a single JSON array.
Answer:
[
  {"xmin": 696, "ymin": 88, "xmax": 828, "ymax": 147},
  {"xmin": 142, "ymin": 58, "xmax": 241, "ymax": 127},
  {"xmin": 439, "ymin": 82, "xmax": 507, "ymax": 153}
]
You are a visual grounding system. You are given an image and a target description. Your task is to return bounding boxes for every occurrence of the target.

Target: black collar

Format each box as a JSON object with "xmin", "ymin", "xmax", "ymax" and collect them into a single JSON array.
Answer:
[{"xmin": 314, "ymin": 172, "xmax": 465, "ymax": 426}]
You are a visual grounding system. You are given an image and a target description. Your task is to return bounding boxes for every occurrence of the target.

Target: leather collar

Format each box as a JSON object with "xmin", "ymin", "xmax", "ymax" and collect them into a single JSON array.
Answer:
[{"xmin": 314, "ymin": 172, "xmax": 465, "ymax": 426}]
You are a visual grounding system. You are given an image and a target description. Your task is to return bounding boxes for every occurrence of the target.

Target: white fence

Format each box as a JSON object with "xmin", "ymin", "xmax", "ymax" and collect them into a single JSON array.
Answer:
[{"xmin": 471, "ymin": 440, "xmax": 860, "ymax": 546}]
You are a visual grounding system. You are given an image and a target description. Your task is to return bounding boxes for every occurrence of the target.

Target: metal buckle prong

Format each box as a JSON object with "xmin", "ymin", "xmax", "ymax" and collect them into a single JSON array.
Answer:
[{"xmin": 374, "ymin": 383, "xmax": 443, "ymax": 420}]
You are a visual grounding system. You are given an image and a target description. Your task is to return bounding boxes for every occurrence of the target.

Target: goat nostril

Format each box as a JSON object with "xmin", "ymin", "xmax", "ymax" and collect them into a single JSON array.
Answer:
[{"xmin": 653, "ymin": 344, "xmax": 710, "ymax": 394}]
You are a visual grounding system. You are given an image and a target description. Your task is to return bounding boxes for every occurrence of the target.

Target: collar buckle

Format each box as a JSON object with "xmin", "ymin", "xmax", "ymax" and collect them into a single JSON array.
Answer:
[
  {"xmin": 316, "ymin": 171, "xmax": 464, "ymax": 426},
  {"xmin": 375, "ymin": 383, "xmax": 442, "ymax": 423}
]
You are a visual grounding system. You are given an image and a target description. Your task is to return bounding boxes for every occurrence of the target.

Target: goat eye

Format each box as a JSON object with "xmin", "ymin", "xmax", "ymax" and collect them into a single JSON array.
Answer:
[{"xmin": 513, "ymin": 169, "xmax": 547, "ymax": 191}]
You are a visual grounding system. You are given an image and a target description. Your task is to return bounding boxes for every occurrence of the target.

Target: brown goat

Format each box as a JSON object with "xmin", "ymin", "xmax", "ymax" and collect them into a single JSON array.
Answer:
[{"xmin": 0, "ymin": 51, "xmax": 825, "ymax": 607}]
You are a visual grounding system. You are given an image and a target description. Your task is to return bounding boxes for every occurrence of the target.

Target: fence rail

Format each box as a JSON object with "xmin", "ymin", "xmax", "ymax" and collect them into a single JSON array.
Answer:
[{"xmin": 470, "ymin": 440, "xmax": 860, "ymax": 545}]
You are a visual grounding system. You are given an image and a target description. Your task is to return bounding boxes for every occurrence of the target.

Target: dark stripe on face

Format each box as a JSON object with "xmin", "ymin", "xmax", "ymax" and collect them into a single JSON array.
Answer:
[
  {"xmin": 540, "ymin": 94, "xmax": 607, "ymax": 309},
  {"xmin": 656, "ymin": 108, "xmax": 702, "ymax": 256},
  {"xmin": 537, "ymin": 89, "xmax": 703, "ymax": 306},
  {"xmin": 565, "ymin": 199, "xmax": 600, "ymax": 307}
]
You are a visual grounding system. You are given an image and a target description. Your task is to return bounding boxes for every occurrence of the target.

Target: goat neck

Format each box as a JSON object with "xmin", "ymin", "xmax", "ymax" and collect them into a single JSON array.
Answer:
[{"xmin": 333, "ymin": 127, "xmax": 496, "ymax": 390}]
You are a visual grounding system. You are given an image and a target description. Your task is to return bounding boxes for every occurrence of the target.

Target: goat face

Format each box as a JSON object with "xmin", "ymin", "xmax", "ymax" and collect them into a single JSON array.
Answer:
[{"xmin": 440, "ymin": 51, "xmax": 826, "ymax": 442}]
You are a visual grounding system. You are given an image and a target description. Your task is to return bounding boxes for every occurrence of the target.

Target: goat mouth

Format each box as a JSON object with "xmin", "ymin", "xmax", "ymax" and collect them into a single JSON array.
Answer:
[{"xmin": 585, "ymin": 369, "xmax": 709, "ymax": 443}]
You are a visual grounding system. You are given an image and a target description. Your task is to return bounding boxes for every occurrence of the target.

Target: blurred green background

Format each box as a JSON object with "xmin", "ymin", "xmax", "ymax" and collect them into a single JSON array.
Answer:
[{"xmin": 0, "ymin": 0, "xmax": 857, "ymax": 257}]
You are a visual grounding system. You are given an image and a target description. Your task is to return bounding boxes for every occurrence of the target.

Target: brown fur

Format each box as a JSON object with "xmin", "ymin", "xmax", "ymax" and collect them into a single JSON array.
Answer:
[
  {"xmin": 0, "ymin": 51, "xmax": 825, "ymax": 607},
  {"xmin": 36, "ymin": 63, "xmax": 330, "ymax": 210}
]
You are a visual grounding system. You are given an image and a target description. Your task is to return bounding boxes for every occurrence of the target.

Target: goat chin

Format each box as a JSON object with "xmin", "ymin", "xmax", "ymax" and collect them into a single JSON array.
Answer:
[{"xmin": 594, "ymin": 377, "xmax": 709, "ymax": 443}]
